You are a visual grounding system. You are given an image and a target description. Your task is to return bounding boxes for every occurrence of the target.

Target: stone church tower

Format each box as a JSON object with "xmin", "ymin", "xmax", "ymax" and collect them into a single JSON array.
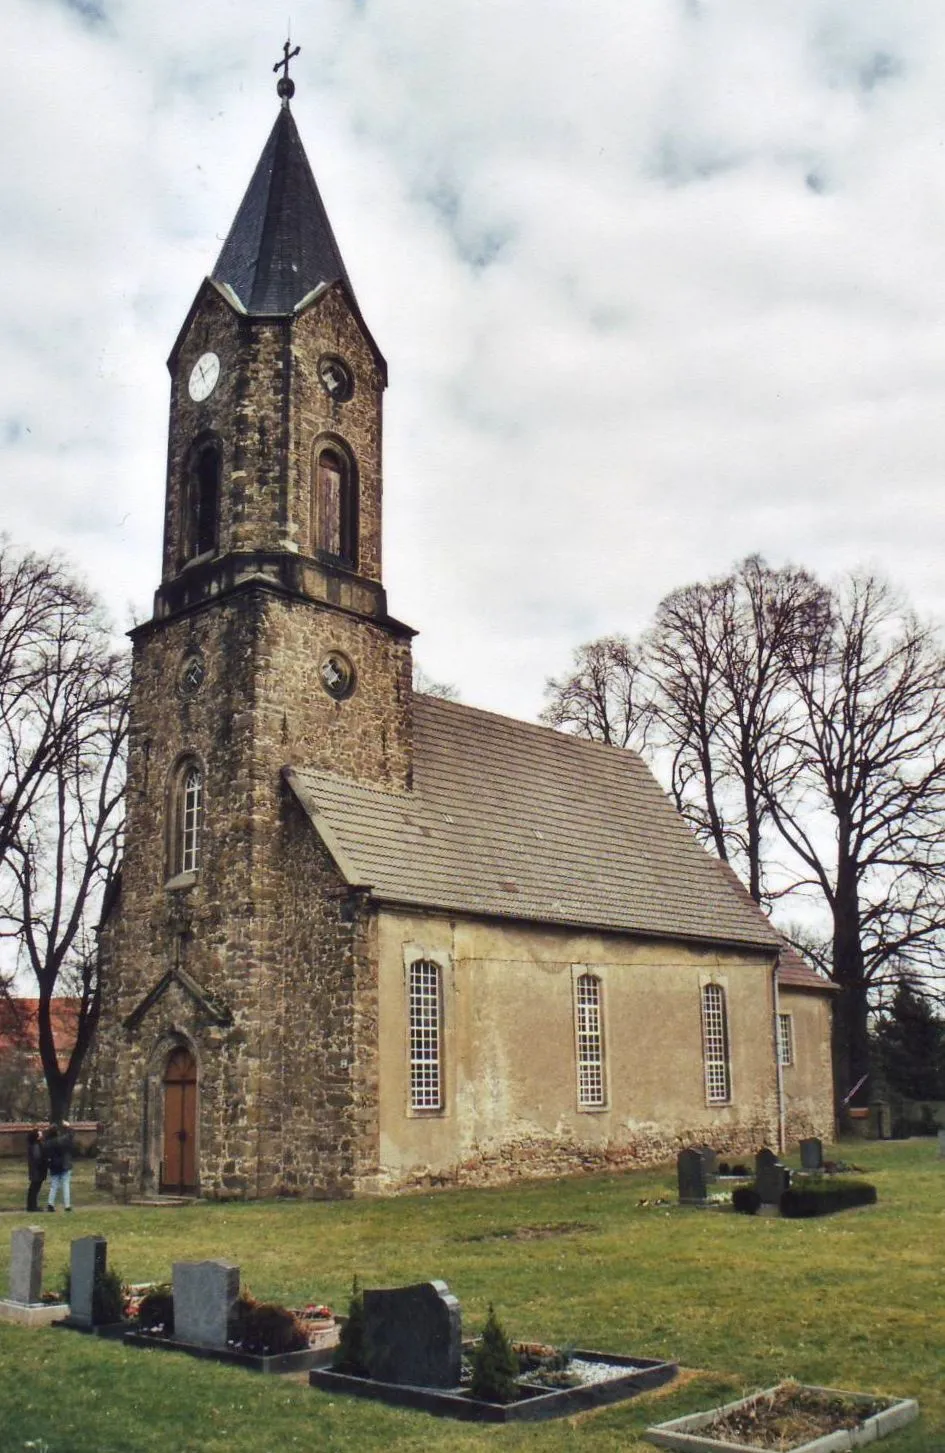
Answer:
[{"xmin": 95, "ymin": 78, "xmax": 414, "ymax": 1198}]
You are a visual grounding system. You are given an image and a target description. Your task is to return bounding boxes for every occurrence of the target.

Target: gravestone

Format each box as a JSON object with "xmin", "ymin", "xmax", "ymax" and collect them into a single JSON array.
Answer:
[
  {"xmin": 70, "ymin": 1235, "xmax": 107, "ymax": 1328},
  {"xmin": 755, "ymin": 1149, "xmax": 790, "ymax": 1206},
  {"xmin": 699, "ymin": 1146, "xmax": 719, "ymax": 1177},
  {"xmin": 173, "ymin": 1259, "xmax": 240, "ymax": 1349},
  {"xmin": 677, "ymin": 1149, "xmax": 707, "ymax": 1204},
  {"xmin": 799, "ymin": 1137, "xmax": 823, "ymax": 1171},
  {"xmin": 363, "ymin": 1280, "xmax": 462, "ymax": 1388},
  {"xmin": 10, "ymin": 1227, "xmax": 44, "ymax": 1305}
]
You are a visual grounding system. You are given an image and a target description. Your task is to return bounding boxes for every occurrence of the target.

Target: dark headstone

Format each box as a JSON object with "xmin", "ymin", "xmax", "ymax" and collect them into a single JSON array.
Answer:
[
  {"xmin": 699, "ymin": 1146, "xmax": 719, "ymax": 1176},
  {"xmin": 70, "ymin": 1235, "xmax": 107, "ymax": 1328},
  {"xmin": 363, "ymin": 1280, "xmax": 462, "ymax": 1388},
  {"xmin": 799, "ymin": 1137, "xmax": 823, "ymax": 1171},
  {"xmin": 755, "ymin": 1149, "xmax": 790, "ymax": 1206},
  {"xmin": 677, "ymin": 1149, "xmax": 707, "ymax": 1204},
  {"xmin": 10, "ymin": 1227, "xmax": 44, "ymax": 1305},
  {"xmin": 173, "ymin": 1260, "xmax": 240, "ymax": 1349}
]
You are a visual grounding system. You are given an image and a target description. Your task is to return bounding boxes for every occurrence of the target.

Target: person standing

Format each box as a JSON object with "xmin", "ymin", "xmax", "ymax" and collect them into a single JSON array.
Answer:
[
  {"xmin": 45, "ymin": 1123, "xmax": 75, "ymax": 1212},
  {"xmin": 26, "ymin": 1128, "xmax": 47, "ymax": 1212}
]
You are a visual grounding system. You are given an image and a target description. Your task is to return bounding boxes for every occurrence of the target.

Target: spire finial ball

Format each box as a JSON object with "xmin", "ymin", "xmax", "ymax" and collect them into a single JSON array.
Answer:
[{"xmin": 277, "ymin": 75, "xmax": 296, "ymax": 102}]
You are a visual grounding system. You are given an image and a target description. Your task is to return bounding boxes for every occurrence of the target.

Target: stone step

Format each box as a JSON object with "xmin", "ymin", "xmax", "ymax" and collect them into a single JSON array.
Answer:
[{"xmin": 128, "ymin": 1196, "xmax": 195, "ymax": 1208}]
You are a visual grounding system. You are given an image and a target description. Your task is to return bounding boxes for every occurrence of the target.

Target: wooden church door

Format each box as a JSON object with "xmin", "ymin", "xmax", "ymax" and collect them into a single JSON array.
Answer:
[{"xmin": 161, "ymin": 1047, "xmax": 197, "ymax": 1192}]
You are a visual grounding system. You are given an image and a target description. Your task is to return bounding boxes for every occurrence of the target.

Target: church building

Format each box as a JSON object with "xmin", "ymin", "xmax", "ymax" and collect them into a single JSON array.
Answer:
[{"xmin": 94, "ymin": 69, "xmax": 835, "ymax": 1199}]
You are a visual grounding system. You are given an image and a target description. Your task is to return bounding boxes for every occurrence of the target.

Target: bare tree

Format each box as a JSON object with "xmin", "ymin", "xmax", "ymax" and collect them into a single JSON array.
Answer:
[
  {"xmin": 544, "ymin": 562, "xmax": 827, "ymax": 901},
  {"xmin": 0, "ymin": 540, "xmax": 127, "ymax": 1121},
  {"xmin": 413, "ymin": 663, "xmax": 460, "ymax": 702},
  {"xmin": 543, "ymin": 560, "xmax": 945, "ymax": 1117},
  {"xmin": 760, "ymin": 571, "xmax": 945, "ymax": 1113},
  {"xmin": 541, "ymin": 635, "xmax": 652, "ymax": 749}
]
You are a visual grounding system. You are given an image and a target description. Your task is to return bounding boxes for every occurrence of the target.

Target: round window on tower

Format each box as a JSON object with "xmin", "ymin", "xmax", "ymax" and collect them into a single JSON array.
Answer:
[
  {"xmin": 178, "ymin": 652, "xmax": 206, "ymax": 699},
  {"xmin": 319, "ymin": 650, "xmax": 356, "ymax": 701},
  {"xmin": 317, "ymin": 355, "xmax": 354, "ymax": 403}
]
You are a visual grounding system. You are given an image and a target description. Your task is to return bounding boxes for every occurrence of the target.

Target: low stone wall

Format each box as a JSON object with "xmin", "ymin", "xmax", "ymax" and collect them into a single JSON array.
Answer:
[{"xmin": 0, "ymin": 1122, "xmax": 101, "ymax": 1159}]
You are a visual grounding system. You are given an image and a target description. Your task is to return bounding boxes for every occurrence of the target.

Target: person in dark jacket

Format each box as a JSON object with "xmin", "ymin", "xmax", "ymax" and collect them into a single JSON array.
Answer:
[
  {"xmin": 26, "ymin": 1128, "xmax": 47, "ymax": 1212},
  {"xmin": 45, "ymin": 1123, "xmax": 75, "ymax": 1212}
]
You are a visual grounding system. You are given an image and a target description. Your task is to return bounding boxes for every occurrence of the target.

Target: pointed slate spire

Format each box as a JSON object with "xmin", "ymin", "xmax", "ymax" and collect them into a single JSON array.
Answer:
[{"xmin": 212, "ymin": 105, "xmax": 354, "ymax": 315}]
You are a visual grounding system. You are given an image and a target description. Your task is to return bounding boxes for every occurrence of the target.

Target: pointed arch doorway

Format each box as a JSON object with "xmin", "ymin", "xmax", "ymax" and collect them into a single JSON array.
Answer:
[{"xmin": 161, "ymin": 1046, "xmax": 197, "ymax": 1193}]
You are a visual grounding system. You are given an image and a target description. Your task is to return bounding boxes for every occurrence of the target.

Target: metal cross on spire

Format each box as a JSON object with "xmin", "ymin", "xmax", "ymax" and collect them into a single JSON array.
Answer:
[{"xmin": 274, "ymin": 39, "xmax": 301, "ymax": 104}]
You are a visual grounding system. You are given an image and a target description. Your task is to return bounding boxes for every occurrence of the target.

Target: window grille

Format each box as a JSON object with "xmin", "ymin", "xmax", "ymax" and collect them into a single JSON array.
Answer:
[
  {"xmin": 409, "ymin": 959, "xmax": 442, "ymax": 1110},
  {"xmin": 180, "ymin": 764, "xmax": 203, "ymax": 874},
  {"xmin": 701, "ymin": 983, "xmax": 731, "ymax": 1104},
  {"xmin": 575, "ymin": 973, "xmax": 605, "ymax": 1108},
  {"xmin": 777, "ymin": 1012, "xmax": 794, "ymax": 1067}
]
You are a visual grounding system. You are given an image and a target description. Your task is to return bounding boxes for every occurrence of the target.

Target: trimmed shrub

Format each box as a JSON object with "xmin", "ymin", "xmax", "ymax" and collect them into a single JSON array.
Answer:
[
  {"xmin": 137, "ymin": 1285, "xmax": 174, "ymax": 1334},
  {"xmin": 780, "ymin": 1177, "xmax": 878, "ymax": 1218},
  {"xmin": 59, "ymin": 1266, "xmax": 126, "ymax": 1324},
  {"xmin": 732, "ymin": 1186, "xmax": 761, "ymax": 1215},
  {"xmin": 332, "ymin": 1275, "xmax": 369, "ymax": 1376},
  {"xmin": 470, "ymin": 1304, "xmax": 520, "ymax": 1404},
  {"xmin": 228, "ymin": 1292, "xmax": 307, "ymax": 1354}
]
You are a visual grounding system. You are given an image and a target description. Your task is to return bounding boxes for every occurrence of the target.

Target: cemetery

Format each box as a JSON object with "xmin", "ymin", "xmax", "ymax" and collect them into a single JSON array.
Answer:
[
  {"xmin": 677, "ymin": 1142, "xmax": 880, "ymax": 1218},
  {"xmin": 0, "ymin": 1138, "xmax": 936, "ymax": 1450}
]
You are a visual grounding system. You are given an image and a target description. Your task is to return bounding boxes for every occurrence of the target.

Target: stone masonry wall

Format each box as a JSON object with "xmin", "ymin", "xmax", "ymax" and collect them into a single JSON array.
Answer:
[
  {"xmin": 163, "ymin": 281, "xmax": 384, "ymax": 587},
  {"xmin": 96, "ymin": 578, "xmax": 409, "ymax": 1198}
]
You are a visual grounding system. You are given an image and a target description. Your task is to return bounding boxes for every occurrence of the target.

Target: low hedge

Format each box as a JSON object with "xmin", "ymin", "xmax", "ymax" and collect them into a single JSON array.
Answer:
[
  {"xmin": 779, "ymin": 1177, "xmax": 877, "ymax": 1218},
  {"xmin": 732, "ymin": 1186, "xmax": 761, "ymax": 1215}
]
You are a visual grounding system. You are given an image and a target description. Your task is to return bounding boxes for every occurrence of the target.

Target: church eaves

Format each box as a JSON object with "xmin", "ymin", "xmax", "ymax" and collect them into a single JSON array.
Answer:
[{"xmin": 212, "ymin": 104, "xmax": 354, "ymax": 315}]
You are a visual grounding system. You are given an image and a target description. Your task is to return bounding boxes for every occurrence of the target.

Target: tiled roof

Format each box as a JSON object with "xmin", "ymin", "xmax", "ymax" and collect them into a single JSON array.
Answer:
[
  {"xmin": 286, "ymin": 695, "xmax": 785, "ymax": 952},
  {"xmin": 710, "ymin": 860, "xmax": 836, "ymax": 992},
  {"xmin": 212, "ymin": 106, "xmax": 353, "ymax": 315},
  {"xmin": 776, "ymin": 942, "xmax": 837, "ymax": 992},
  {"xmin": 0, "ymin": 998, "xmax": 80, "ymax": 1054}
]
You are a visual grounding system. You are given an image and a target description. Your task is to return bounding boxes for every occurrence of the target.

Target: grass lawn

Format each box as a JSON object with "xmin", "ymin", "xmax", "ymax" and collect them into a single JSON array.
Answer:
[{"xmin": 0, "ymin": 1140, "xmax": 940, "ymax": 1452}]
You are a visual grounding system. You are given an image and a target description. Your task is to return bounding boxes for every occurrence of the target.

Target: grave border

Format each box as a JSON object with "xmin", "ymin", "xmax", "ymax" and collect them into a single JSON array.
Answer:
[
  {"xmin": 124, "ymin": 1328, "xmax": 335, "ymax": 1375},
  {"xmin": 644, "ymin": 1382, "xmax": 919, "ymax": 1451},
  {"xmin": 309, "ymin": 1349, "xmax": 677, "ymax": 1422},
  {"xmin": 0, "ymin": 1299, "xmax": 67, "ymax": 1327}
]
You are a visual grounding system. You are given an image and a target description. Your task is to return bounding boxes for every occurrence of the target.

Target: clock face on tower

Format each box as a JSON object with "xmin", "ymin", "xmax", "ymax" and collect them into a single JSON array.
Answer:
[{"xmin": 188, "ymin": 352, "xmax": 221, "ymax": 402}]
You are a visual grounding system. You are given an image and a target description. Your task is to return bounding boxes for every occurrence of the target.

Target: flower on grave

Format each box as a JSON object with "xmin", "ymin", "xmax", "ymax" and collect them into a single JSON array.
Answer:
[{"xmin": 301, "ymin": 1303, "xmax": 333, "ymax": 1320}]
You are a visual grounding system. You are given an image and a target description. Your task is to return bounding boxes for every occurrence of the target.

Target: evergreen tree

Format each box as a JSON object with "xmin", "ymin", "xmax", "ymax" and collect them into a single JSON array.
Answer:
[
  {"xmin": 470, "ymin": 1304, "xmax": 519, "ymax": 1403},
  {"xmin": 874, "ymin": 977, "xmax": 945, "ymax": 1102},
  {"xmin": 332, "ymin": 1275, "xmax": 369, "ymax": 1376}
]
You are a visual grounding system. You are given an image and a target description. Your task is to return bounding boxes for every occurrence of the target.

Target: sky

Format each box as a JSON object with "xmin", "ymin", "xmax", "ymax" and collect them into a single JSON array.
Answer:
[{"xmin": 3, "ymin": 0, "xmax": 945, "ymax": 724}]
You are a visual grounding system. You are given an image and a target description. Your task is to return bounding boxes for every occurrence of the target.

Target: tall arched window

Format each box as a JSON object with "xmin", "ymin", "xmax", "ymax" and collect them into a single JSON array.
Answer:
[
  {"xmin": 313, "ymin": 443, "xmax": 357, "ymax": 567},
  {"xmin": 701, "ymin": 983, "xmax": 731, "ymax": 1105},
  {"xmin": 182, "ymin": 440, "xmax": 220, "ymax": 563},
  {"xmin": 409, "ymin": 959, "xmax": 442, "ymax": 1110},
  {"xmin": 168, "ymin": 759, "xmax": 203, "ymax": 878},
  {"xmin": 575, "ymin": 973, "xmax": 606, "ymax": 1108},
  {"xmin": 180, "ymin": 763, "xmax": 203, "ymax": 873}
]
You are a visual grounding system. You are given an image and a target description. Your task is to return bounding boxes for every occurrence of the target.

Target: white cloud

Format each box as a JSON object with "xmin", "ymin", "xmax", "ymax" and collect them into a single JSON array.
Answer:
[{"xmin": 1, "ymin": 0, "xmax": 945, "ymax": 720}]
